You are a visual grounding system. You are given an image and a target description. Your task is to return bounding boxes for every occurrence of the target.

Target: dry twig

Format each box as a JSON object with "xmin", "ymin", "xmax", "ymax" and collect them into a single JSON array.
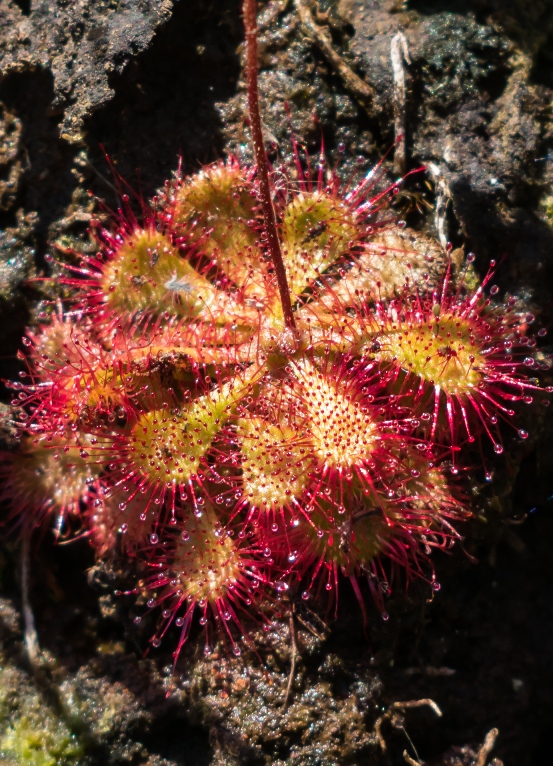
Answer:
[
  {"xmin": 294, "ymin": 0, "xmax": 375, "ymax": 115},
  {"xmin": 390, "ymin": 31, "xmax": 411, "ymax": 174},
  {"xmin": 427, "ymin": 163, "xmax": 451, "ymax": 251},
  {"xmin": 21, "ymin": 531, "xmax": 40, "ymax": 668},
  {"xmin": 294, "ymin": 610, "xmax": 329, "ymax": 641},
  {"xmin": 283, "ymin": 607, "xmax": 298, "ymax": 709},
  {"xmin": 375, "ymin": 698, "xmax": 442, "ymax": 753},
  {"xmin": 474, "ymin": 728, "xmax": 499, "ymax": 766}
]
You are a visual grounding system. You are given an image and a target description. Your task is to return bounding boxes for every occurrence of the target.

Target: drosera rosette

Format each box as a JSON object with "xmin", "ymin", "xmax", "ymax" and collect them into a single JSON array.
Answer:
[
  {"xmin": 129, "ymin": 500, "xmax": 273, "ymax": 666},
  {"xmin": 363, "ymin": 260, "xmax": 552, "ymax": 458},
  {"xmin": 1, "ymin": 0, "xmax": 549, "ymax": 671}
]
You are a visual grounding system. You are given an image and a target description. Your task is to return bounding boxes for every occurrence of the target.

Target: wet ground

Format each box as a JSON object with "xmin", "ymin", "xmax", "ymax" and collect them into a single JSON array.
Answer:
[{"xmin": 1, "ymin": 1, "xmax": 553, "ymax": 764}]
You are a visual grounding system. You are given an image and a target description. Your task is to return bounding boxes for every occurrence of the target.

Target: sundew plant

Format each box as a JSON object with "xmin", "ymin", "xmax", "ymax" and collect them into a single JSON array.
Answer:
[{"xmin": 1, "ymin": 0, "xmax": 550, "ymax": 668}]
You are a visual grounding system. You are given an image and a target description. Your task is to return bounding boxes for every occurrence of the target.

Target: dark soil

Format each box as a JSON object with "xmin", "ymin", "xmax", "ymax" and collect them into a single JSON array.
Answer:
[{"xmin": 1, "ymin": 1, "xmax": 553, "ymax": 764}]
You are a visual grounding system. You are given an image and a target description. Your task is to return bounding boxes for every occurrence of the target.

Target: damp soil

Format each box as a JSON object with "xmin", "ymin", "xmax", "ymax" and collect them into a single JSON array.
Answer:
[{"xmin": 1, "ymin": 1, "xmax": 553, "ymax": 764}]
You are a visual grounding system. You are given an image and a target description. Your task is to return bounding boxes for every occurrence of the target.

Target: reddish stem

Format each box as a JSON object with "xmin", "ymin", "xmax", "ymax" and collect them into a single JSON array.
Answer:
[{"xmin": 243, "ymin": 0, "xmax": 296, "ymax": 331}]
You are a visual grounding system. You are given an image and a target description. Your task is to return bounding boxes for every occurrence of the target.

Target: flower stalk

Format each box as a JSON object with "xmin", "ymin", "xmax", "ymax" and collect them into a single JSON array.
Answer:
[{"xmin": 243, "ymin": 0, "xmax": 296, "ymax": 331}]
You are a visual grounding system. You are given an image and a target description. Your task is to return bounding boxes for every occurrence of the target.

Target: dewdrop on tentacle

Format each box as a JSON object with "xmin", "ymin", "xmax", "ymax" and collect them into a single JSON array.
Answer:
[{"xmin": 86, "ymin": 488, "xmax": 159, "ymax": 558}]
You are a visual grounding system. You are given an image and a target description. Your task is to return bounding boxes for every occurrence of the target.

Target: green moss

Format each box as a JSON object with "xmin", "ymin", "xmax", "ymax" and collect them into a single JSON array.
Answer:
[
  {"xmin": 541, "ymin": 194, "xmax": 553, "ymax": 226},
  {"xmin": 0, "ymin": 715, "xmax": 84, "ymax": 766},
  {"xmin": 0, "ymin": 664, "xmax": 85, "ymax": 766}
]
